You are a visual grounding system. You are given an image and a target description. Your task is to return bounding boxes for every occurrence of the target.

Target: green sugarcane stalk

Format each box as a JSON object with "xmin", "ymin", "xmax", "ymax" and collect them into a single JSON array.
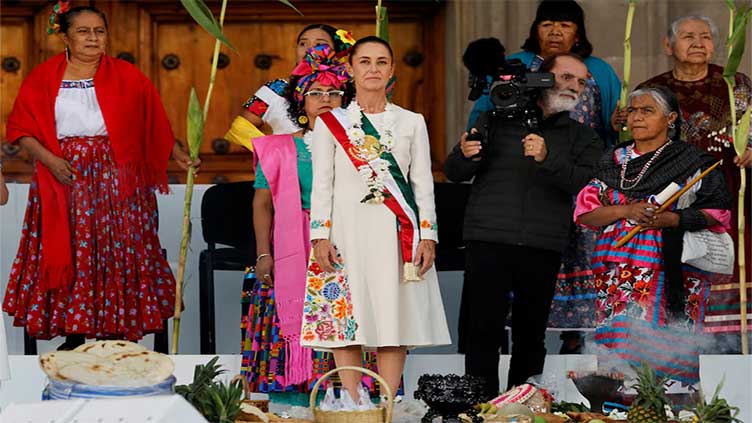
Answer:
[
  {"xmin": 618, "ymin": 0, "xmax": 637, "ymax": 142},
  {"xmin": 172, "ymin": 0, "xmax": 229, "ymax": 355},
  {"xmin": 723, "ymin": 1, "xmax": 750, "ymax": 355}
]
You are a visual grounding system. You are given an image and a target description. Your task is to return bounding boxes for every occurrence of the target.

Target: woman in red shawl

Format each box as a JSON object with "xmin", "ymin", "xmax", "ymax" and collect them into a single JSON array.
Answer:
[{"xmin": 3, "ymin": 5, "xmax": 181, "ymax": 348}]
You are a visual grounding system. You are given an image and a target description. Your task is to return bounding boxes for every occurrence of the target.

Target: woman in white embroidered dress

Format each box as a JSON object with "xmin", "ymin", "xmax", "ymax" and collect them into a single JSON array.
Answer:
[{"xmin": 305, "ymin": 36, "xmax": 451, "ymax": 400}]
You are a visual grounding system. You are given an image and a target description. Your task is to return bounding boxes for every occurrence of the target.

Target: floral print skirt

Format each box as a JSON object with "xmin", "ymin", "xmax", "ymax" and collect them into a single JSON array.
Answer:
[
  {"xmin": 3, "ymin": 136, "xmax": 175, "ymax": 340},
  {"xmin": 240, "ymin": 269, "xmax": 382, "ymax": 394}
]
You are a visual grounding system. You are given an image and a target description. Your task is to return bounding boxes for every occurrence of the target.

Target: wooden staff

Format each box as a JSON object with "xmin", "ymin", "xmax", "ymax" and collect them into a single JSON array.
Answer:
[{"xmin": 614, "ymin": 159, "xmax": 723, "ymax": 248}]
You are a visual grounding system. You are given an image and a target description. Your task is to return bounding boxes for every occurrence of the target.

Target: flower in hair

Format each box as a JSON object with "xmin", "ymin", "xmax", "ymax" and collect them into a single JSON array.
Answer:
[
  {"xmin": 47, "ymin": 0, "xmax": 71, "ymax": 34},
  {"xmin": 334, "ymin": 29, "xmax": 356, "ymax": 58},
  {"xmin": 291, "ymin": 44, "xmax": 351, "ymax": 105}
]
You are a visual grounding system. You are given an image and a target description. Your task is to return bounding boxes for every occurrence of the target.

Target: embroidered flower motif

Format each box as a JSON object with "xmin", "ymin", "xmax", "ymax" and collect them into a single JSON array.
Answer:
[
  {"xmin": 311, "ymin": 219, "xmax": 331, "ymax": 230},
  {"xmin": 420, "ymin": 220, "xmax": 438, "ymax": 231},
  {"xmin": 302, "ymin": 247, "xmax": 358, "ymax": 342},
  {"xmin": 308, "ymin": 276, "xmax": 324, "ymax": 291}
]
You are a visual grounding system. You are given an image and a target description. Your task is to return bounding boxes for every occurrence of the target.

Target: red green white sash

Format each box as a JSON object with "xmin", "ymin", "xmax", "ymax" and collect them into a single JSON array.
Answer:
[{"xmin": 320, "ymin": 108, "xmax": 423, "ymax": 281}]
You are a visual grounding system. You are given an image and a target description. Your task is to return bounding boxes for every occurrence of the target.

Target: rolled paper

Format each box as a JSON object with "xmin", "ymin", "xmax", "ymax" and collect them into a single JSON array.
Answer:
[{"xmin": 403, "ymin": 262, "xmax": 423, "ymax": 282}]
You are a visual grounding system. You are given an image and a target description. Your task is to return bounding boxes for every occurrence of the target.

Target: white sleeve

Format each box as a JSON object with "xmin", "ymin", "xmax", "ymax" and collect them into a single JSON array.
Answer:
[
  {"xmin": 309, "ymin": 116, "xmax": 336, "ymax": 240},
  {"xmin": 408, "ymin": 113, "xmax": 438, "ymax": 242}
]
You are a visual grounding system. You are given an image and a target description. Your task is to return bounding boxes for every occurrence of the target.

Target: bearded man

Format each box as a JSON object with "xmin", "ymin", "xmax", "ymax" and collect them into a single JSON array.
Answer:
[{"xmin": 445, "ymin": 52, "xmax": 604, "ymax": 397}]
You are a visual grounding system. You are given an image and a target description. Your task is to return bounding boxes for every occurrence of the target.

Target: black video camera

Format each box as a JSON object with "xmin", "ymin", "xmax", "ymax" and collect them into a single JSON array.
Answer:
[{"xmin": 488, "ymin": 59, "xmax": 554, "ymax": 119}]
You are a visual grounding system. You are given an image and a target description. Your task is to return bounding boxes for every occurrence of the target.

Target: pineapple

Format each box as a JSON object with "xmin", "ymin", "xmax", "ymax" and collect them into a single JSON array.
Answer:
[
  {"xmin": 694, "ymin": 380, "xmax": 743, "ymax": 423},
  {"xmin": 175, "ymin": 356, "xmax": 244, "ymax": 423},
  {"xmin": 627, "ymin": 363, "xmax": 670, "ymax": 423}
]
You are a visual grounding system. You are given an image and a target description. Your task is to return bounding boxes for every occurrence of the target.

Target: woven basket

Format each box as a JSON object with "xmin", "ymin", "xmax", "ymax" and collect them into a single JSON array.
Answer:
[
  {"xmin": 310, "ymin": 366, "xmax": 393, "ymax": 423},
  {"xmin": 231, "ymin": 374, "xmax": 270, "ymax": 419}
]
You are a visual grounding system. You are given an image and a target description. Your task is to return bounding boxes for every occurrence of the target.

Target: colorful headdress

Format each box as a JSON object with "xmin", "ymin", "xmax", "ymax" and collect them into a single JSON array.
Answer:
[
  {"xmin": 47, "ymin": 0, "xmax": 71, "ymax": 34},
  {"xmin": 291, "ymin": 44, "xmax": 351, "ymax": 105}
]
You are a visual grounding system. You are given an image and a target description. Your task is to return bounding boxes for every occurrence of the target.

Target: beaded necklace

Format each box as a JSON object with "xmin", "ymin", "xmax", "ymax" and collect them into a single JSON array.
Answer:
[{"xmin": 619, "ymin": 139, "xmax": 672, "ymax": 190}]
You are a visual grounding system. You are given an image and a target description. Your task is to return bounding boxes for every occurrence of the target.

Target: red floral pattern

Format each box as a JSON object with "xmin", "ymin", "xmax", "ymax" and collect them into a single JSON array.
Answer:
[{"xmin": 3, "ymin": 136, "xmax": 175, "ymax": 340}]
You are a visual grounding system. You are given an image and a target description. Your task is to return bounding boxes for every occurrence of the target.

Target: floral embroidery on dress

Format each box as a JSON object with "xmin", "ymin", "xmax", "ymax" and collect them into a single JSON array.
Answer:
[
  {"xmin": 302, "ymin": 249, "xmax": 358, "ymax": 343},
  {"xmin": 61, "ymin": 79, "xmax": 95, "ymax": 89},
  {"xmin": 420, "ymin": 219, "xmax": 438, "ymax": 231},
  {"xmin": 310, "ymin": 219, "xmax": 331, "ymax": 230}
]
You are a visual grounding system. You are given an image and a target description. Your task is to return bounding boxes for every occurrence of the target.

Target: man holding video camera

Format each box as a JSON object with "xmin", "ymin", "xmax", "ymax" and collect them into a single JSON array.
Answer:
[{"xmin": 445, "ymin": 52, "xmax": 602, "ymax": 397}]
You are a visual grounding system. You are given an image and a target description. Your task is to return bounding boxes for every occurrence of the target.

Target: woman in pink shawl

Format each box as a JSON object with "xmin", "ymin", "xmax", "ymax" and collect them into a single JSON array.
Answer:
[{"xmin": 240, "ymin": 44, "xmax": 368, "ymax": 403}]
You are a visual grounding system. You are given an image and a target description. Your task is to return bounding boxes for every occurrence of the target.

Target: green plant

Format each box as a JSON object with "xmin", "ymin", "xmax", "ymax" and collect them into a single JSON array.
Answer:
[
  {"xmin": 694, "ymin": 380, "xmax": 743, "ymax": 423},
  {"xmin": 175, "ymin": 357, "xmax": 245, "ymax": 423},
  {"xmin": 175, "ymin": 356, "xmax": 226, "ymax": 413},
  {"xmin": 723, "ymin": 0, "xmax": 752, "ymax": 356},
  {"xmin": 627, "ymin": 363, "xmax": 670, "ymax": 423},
  {"xmin": 171, "ymin": 0, "xmax": 299, "ymax": 354}
]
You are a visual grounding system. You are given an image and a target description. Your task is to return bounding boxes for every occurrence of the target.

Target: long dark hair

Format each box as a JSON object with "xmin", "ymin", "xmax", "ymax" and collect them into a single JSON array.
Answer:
[
  {"xmin": 59, "ymin": 6, "xmax": 108, "ymax": 34},
  {"xmin": 520, "ymin": 0, "xmax": 593, "ymax": 58}
]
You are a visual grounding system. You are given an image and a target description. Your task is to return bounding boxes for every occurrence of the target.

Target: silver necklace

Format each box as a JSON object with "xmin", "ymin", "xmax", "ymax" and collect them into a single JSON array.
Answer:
[{"xmin": 619, "ymin": 140, "xmax": 672, "ymax": 190}]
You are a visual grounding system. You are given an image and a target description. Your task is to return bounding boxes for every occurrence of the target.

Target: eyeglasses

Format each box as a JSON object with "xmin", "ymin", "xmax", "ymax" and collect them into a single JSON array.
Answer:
[{"xmin": 304, "ymin": 90, "xmax": 345, "ymax": 99}]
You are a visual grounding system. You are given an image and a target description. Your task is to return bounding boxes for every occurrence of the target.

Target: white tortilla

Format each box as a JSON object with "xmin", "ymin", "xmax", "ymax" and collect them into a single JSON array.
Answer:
[
  {"xmin": 74, "ymin": 340, "xmax": 147, "ymax": 357},
  {"xmin": 108, "ymin": 350, "xmax": 174, "ymax": 384},
  {"xmin": 39, "ymin": 351, "xmax": 108, "ymax": 380},
  {"xmin": 58, "ymin": 362, "xmax": 149, "ymax": 387}
]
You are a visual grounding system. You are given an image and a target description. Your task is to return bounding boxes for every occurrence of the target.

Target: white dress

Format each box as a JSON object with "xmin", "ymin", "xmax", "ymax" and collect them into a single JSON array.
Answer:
[{"xmin": 302, "ymin": 104, "xmax": 451, "ymax": 349}]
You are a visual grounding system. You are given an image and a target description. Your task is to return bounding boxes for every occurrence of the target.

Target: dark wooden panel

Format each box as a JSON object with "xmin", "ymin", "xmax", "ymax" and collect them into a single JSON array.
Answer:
[{"xmin": 0, "ymin": 0, "xmax": 446, "ymax": 184}]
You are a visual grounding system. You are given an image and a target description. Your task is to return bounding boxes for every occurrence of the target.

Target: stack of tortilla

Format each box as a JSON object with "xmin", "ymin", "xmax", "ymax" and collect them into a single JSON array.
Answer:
[{"xmin": 39, "ymin": 341, "xmax": 174, "ymax": 387}]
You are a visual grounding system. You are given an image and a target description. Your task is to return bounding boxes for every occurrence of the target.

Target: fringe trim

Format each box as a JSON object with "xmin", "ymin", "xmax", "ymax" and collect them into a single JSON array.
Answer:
[
  {"xmin": 38, "ymin": 262, "xmax": 73, "ymax": 291},
  {"xmin": 283, "ymin": 334, "xmax": 313, "ymax": 386},
  {"xmin": 115, "ymin": 161, "xmax": 169, "ymax": 200}
]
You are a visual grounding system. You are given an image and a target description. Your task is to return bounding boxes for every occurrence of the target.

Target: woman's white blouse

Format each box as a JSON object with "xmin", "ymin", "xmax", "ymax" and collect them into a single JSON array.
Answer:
[{"xmin": 55, "ymin": 79, "xmax": 108, "ymax": 138}]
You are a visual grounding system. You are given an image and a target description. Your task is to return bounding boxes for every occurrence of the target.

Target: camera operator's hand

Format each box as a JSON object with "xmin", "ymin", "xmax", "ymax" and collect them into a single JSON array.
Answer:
[
  {"xmin": 522, "ymin": 134, "xmax": 547, "ymax": 163},
  {"xmin": 460, "ymin": 129, "xmax": 482, "ymax": 161}
]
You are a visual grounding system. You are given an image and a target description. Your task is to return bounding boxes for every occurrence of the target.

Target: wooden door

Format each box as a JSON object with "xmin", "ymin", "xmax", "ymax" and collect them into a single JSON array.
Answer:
[{"xmin": 1, "ymin": 0, "xmax": 445, "ymax": 184}]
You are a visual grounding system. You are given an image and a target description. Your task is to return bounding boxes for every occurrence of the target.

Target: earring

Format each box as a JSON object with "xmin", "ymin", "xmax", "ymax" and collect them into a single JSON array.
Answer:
[
  {"xmin": 668, "ymin": 122, "xmax": 675, "ymax": 129},
  {"xmin": 65, "ymin": 46, "xmax": 70, "ymax": 62},
  {"xmin": 298, "ymin": 115, "xmax": 309, "ymax": 125}
]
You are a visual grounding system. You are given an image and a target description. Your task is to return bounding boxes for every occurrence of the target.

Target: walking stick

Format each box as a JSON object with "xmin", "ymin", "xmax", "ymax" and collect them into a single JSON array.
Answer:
[{"xmin": 614, "ymin": 160, "xmax": 723, "ymax": 248}]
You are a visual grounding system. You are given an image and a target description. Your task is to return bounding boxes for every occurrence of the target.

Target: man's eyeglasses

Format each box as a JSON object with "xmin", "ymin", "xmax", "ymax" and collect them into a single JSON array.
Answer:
[{"xmin": 304, "ymin": 90, "xmax": 345, "ymax": 99}]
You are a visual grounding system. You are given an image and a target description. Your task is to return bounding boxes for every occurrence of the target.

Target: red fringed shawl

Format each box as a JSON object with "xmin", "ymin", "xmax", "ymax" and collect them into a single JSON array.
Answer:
[{"xmin": 5, "ymin": 53, "xmax": 175, "ymax": 290}]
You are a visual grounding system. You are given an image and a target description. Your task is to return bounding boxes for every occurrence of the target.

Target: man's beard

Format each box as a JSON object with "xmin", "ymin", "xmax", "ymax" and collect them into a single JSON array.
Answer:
[{"xmin": 543, "ymin": 88, "xmax": 579, "ymax": 114}]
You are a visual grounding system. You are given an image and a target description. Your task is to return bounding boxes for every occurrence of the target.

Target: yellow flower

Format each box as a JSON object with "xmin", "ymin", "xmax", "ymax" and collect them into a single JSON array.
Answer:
[{"xmin": 336, "ymin": 29, "xmax": 356, "ymax": 46}]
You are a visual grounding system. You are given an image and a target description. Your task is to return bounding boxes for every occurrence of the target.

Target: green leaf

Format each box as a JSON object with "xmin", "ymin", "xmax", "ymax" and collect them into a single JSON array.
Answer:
[
  {"xmin": 726, "ymin": 0, "xmax": 737, "ymax": 10},
  {"xmin": 724, "ymin": 6, "xmax": 751, "ymax": 78},
  {"xmin": 276, "ymin": 0, "xmax": 303, "ymax": 15},
  {"xmin": 186, "ymin": 87, "xmax": 204, "ymax": 161},
  {"xmin": 735, "ymin": 106, "xmax": 751, "ymax": 157},
  {"xmin": 180, "ymin": 0, "xmax": 236, "ymax": 51},
  {"xmin": 376, "ymin": 5, "xmax": 390, "ymax": 42}
]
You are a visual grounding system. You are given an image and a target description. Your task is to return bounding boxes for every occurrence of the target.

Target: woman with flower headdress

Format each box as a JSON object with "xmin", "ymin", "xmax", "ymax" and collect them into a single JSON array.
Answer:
[
  {"xmin": 305, "ymin": 36, "xmax": 451, "ymax": 401},
  {"xmin": 240, "ymin": 44, "xmax": 376, "ymax": 402},
  {"xmin": 224, "ymin": 24, "xmax": 355, "ymax": 151},
  {"xmin": 3, "ymin": 4, "xmax": 189, "ymax": 348}
]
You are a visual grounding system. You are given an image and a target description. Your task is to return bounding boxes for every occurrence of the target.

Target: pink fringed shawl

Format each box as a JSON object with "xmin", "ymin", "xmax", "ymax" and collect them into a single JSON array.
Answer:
[{"xmin": 252, "ymin": 134, "xmax": 312, "ymax": 386}]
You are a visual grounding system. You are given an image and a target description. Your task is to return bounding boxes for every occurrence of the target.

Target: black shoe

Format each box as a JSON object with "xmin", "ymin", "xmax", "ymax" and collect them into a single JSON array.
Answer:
[{"xmin": 56, "ymin": 334, "xmax": 86, "ymax": 351}]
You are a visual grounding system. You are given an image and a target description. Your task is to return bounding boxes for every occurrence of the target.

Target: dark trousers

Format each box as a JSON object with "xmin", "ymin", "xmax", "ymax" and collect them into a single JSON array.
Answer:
[{"xmin": 459, "ymin": 241, "xmax": 560, "ymax": 398}]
